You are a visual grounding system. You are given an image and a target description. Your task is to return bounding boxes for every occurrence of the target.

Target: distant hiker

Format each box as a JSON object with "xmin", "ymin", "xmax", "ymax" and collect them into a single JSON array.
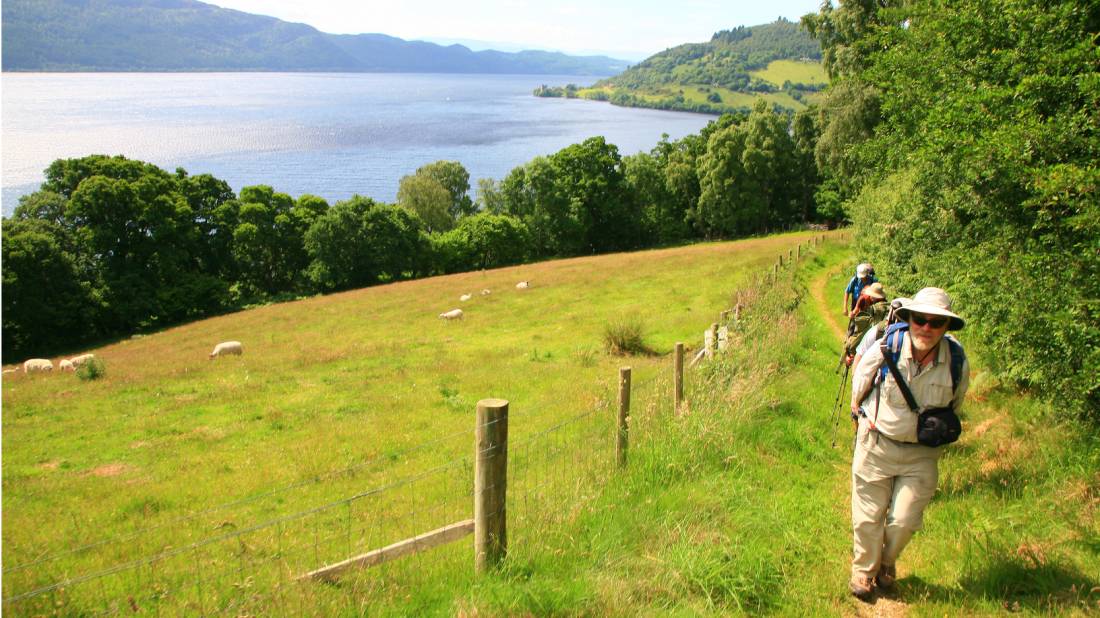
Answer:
[
  {"xmin": 843, "ymin": 282, "xmax": 888, "ymax": 367},
  {"xmin": 842, "ymin": 263, "xmax": 878, "ymax": 314},
  {"xmin": 850, "ymin": 296, "xmax": 910, "ymax": 372},
  {"xmin": 847, "ymin": 287, "xmax": 969, "ymax": 601}
]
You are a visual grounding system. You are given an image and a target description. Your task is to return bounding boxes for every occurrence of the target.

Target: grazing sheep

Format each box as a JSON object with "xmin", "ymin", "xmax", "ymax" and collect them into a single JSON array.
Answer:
[
  {"xmin": 480, "ymin": 289, "xmax": 491, "ymax": 296},
  {"xmin": 516, "ymin": 280, "xmax": 530, "ymax": 289},
  {"xmin": 59, "ymin": 359, "xmax": 75, "ymax": 371},
  {"xmin": 69, "ymin": 353, "xmax": 96, "ymax": 368},
  {"xmin": 439, "ymin": 309, "xmax": 464, "ymax": 320},
  {"xmin": 459, "ymin": 293, "xmax": 472, "ymax": 302},
  {"xmin": 23, "ymin": 359, "xmax": 53, "ymax": 373},
  {"xmin": 209, "ymin": 341, "xmax": 243, "ymax": 359}
]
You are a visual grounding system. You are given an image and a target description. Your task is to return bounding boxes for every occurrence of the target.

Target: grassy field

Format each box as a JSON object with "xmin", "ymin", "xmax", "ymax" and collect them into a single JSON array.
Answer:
[
  {"xmin": 749, "ymin": 59, "xmax": 829, "ymax": 87},
  {"xmin": 576, "ymin": 85, "xmax": 812, "ymax": 114},
  {"xmin": 2, "ymin": 233, "xmax": 816, "ymax": 614},
  {"xmin": 5, "ymin": 232, "xmax": 1096, "ymax": 616}
]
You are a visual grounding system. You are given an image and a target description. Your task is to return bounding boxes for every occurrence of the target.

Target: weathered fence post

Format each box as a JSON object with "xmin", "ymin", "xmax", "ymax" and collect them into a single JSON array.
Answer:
[
  {"xmin": 475, "ymin": 398, "xmax": 508, "ymax": 573},
  {"xmin": 734, "ymin": 303, "xmax": 743, "ymax": 322},
  {"xmin": 617, "ymin": 367, "xmax": 630, "ymax": 467},
  {"xmin": 704, "ymin": 323, "xmax": 717, "ymax": 359},
  {"xmin": 718, "ymin": 325, "xmax": 729, "ymax": 352},
  {"xmin": 674, "ymin": 342, "xmax": 684, "ymax": 414}
]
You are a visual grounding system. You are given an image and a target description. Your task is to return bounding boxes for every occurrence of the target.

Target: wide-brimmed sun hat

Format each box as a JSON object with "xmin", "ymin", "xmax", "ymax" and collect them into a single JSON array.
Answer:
[
  {"xmin": 863, "ymin": 282, "xmax": 886, "ymax": 300},
  {"xmin": 896, "ymin": 287, "xmax": 965, "ymax": 330}
]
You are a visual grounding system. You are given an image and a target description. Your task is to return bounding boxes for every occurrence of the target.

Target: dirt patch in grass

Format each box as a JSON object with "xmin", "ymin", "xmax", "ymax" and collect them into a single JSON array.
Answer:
[
  {"xmin": 38, "ymin": 460, "xmax": 61, "ymax": 470},
  {"xmin": 88, "ymin": 463, "xmax": 130, "ymax": 477}
]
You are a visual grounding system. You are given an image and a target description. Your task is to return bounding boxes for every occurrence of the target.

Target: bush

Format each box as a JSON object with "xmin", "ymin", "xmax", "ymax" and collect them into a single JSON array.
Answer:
[
  {"xmin": 76, "ymin": 357, "xmax": 106, "ymax": 381},
  {"xmin": 602, "ymin": 316, "xmax": 649, "ymax": 356}
]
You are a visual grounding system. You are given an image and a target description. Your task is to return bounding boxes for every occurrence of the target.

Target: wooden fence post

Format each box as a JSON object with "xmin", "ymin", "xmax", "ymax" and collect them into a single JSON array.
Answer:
[
  {"xmin": 475, "ymin": 398, "xmax": 508, "ymax": 573},
  {"xmin": 617, "ymin": 367, "xmax": 630, "ymax": 467},
  {"xmin": 674, "ymin": 343, "xmax": 684, "ymax": 414},
  {"xmin": 718, "ymin": 326, "xmax": 729, "ymax": 352},
  {"xmin": 734, "ymin": 303, "xmax": 742, "ymax": 322},
  {"xmin": 704, "ymin": 324, "xmax": 716, "ymax": 359}
]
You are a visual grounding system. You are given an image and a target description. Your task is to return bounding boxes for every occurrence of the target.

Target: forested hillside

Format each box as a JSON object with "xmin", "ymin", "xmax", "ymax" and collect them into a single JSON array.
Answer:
[
  {"xmin": 534, "ymin": 19, "xmax": 827, "ymax": 114},
  {"xmin": 803, "ymin": 0, "xmax": 1099, "ymax": 418},
  {"xmin": 0, "ymin": 0, "xmax": 628, "ymax": 74}
]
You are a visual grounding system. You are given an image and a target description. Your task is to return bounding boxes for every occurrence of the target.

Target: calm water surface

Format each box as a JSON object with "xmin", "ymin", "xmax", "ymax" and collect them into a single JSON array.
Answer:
[{"xmin": 1, "ymin": 73, "xmax": 714, "ymax": 215}]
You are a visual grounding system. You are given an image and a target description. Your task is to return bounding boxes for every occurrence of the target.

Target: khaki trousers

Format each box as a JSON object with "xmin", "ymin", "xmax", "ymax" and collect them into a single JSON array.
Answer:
[{"xmin": 851, "ymin": 420, "xmax": 941, "ymax": 577}]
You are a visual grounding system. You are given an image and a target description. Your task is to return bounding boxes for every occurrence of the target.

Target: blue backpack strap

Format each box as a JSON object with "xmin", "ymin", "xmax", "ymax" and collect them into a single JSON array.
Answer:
[{"xmin": 877, "ymin": 322, "xmax": 908, "ymax": 384}]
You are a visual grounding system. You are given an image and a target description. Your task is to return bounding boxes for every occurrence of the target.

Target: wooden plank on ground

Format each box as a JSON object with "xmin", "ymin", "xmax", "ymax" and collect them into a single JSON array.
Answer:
[{"xmin": 299, "ymin": 519, "xmax": 475, "ymax": 581}]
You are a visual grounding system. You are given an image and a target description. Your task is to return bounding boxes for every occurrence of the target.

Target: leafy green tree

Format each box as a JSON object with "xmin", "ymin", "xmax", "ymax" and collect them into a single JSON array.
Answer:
[
  {"xmin": 231, "ymin": 186, "xmax": 318, "ymax": 298},
  {"xmin": 416, "ymin": 160, "xmax": 475, "ymax": 221},
  {"xmin": 498, "ymin": 156, "xmax": 574, "ymax": 257},
  {"xmin": 397, "ymin": 173, "xmax": 452, "ymax": 233},
  {"xmin": 549, "ymin": 136, "xmax": 640, "ymax": 254},
  {"xmin": 476, "ymin": 177, "xmax": 505, "ymax": 214},
  {"xmin": 1, "ymin": 218, "xmax": 97, "ymax": 358},
  {"xmin": 305, "ymin": 196, "xmax": 427, "ymax": 291},
  {"xmin": 434, "ymin": 213, "xmax": 529, "ymax": 273}
]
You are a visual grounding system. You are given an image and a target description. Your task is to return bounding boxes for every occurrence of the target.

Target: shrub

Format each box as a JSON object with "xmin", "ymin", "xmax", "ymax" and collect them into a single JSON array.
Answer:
[
  {"xmin": 76, "ymin": 357, "xmax": 106, "ymax": 381},
  {"xmin": 602, "ymin": 316, "xmax": 649, "ymax": 355}
]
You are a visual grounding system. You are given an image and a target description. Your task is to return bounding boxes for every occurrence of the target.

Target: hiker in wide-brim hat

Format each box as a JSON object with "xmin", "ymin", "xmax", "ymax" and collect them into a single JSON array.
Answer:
[
  {"xmin": 894, "ymin": 287, "xmax": 965, "ymax": 331},
  {"xmin": 846, "ymin": 286, "xmax": 970, "ymax": 601}
]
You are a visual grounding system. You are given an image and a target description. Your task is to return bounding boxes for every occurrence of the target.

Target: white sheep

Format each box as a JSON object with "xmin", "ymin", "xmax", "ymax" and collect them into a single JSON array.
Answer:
[
  {"xmin": 209, "ymin": 341, "xmax": 243, "ymax": 359},
  {"xmin": 23, "ymin": 358, "xmax": 53, "ymax": 373},
  {"xmin": 59, "ymin": 359, "xmax": 75, "ymax": 371},
  {"xmin": 438, "ymin": 309, "xmax": 464, "ymax": 320},
  {"xmin": 69, "ymin": 353, "xmax": 96, "ymax": 368},
  {"xmin": 480, "ymin": 289, "xmax": 491, "ymax": 296},
  {"xmin": 516, "ymin": 280, "xmax": 530, "ymax": 289},
  {"xmin": 459, "ymin": 293, "xmax": 472, "ymax": 302}
]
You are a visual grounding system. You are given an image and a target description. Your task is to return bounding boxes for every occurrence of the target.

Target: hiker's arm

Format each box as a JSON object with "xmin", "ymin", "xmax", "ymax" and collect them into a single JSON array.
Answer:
[
  {"xmin": 850, "ymin": 345, "xmax": 883, "ymax": 410},
  {"xmin": 843, "ymin": 293, "xmax": 851, "ymax": 314}
]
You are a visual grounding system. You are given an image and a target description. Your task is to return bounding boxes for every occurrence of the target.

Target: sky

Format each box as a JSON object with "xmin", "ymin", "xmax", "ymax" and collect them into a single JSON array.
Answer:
[{"xmin": 207, "ymin": 0, "xmax": 826, "ymax": 60}]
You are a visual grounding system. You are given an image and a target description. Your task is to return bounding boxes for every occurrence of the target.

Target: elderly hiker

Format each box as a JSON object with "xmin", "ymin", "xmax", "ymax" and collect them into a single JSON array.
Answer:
[
  {"xmin": 843, "ymin": 263, "xmax": 878, "ymax": 314},
  {"xmin": 847, "ymin": 287, "xmax": 970, "ymax": 600}
]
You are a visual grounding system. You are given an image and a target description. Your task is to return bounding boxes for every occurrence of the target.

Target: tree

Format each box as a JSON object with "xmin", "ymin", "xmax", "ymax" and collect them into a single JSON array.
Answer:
[
  {"xmin": 397, "ymin": 173, "xmax": 452, "ymax": 233},
  {"xmin": 416, "ymin": 161, "xmax": 475, "ymax": 221},
  {"xmin": 2, "ymin": 218, "xmax": 97, "ymax": 359},
  {"xmin": 549, "ymin": 136, "xmax": 640, "ymax": 253},
  {"xmin": 434, "ymin": 213, "xmax": 529, "ymax": 273}
]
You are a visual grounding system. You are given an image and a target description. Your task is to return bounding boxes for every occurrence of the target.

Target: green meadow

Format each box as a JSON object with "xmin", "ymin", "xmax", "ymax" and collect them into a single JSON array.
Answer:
[
  {"xmin": 749, "ymin": 59, "xmax": 829, "ymax": 87},
  {"xmin": 3, "ymin": 232, "xmax": 1096, "ymax": 616},
  {"xmin": 2, "ymin": 234, "xmax": 810, "ymax": 614}
]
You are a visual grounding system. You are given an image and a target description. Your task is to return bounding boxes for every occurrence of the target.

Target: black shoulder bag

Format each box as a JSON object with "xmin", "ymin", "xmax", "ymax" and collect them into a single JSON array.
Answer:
[{"xmin": 880, "ymin": 343, "xmax": 962, "ymax": 447}]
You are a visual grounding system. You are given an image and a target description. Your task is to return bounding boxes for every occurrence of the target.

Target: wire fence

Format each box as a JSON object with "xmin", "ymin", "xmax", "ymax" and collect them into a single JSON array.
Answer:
[{"xmin": 2, "ymin": 235, "xmax": 830, "ymax": 616}]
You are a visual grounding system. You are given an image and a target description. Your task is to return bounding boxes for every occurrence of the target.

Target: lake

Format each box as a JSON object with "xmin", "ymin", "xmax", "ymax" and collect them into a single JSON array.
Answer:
[{"xmin": 1, "ymin": 73, "xmax": 715, "ymax": 215}]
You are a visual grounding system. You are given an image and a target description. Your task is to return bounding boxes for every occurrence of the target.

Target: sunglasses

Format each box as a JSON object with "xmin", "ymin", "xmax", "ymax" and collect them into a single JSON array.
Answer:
[{"xmin": 910, "ymin": 313, "xmax": 948, "ymax": 329}]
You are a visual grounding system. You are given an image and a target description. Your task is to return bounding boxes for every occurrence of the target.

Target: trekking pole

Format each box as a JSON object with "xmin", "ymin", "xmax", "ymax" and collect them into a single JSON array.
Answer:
[{"xmin": 830, "ymin": 364, "xmax": 850, "ymax": 448}]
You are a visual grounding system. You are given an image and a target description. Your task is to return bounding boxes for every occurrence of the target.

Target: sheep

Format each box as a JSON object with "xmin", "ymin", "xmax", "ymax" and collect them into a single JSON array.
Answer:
[
  {"xmin": 59, "ymin": 359, "xmax": 75, "ymax": 372},
  {"xmin": 459, "ymin": 293, "xmax": 472, "ymax": 302},
  {"xmin": 209, "ymin": 341, "xmax": 243, "ymax": 359},
  {"xmin": 438, "ymin": 309, "xmax": 464, "ymax": 320},
  {"xmin": 23, "ymin": 358, "xmax": 54, "ymax": 373},
  {"xmin": 69, "ymin": 353, "xmax": 96, "ymax": 368},
  {"xmin": 516, "ymin": 280, "xmax": 530, "ymax": 289},
  {"xmin": 480, "ymin": 289, "xmax": 491, "ymax": 296}
]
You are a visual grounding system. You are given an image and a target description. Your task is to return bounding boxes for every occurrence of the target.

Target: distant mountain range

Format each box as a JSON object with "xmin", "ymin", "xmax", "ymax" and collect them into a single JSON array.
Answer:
[{"xmin": 1, "ymin": 0, "xmax": 631, "ymax": 74}]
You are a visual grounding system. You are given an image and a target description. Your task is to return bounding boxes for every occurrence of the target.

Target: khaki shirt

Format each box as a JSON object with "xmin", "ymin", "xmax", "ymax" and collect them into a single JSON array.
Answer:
[{"xmin": 851, "ymin": 333, "xmax": 970, "ymax": 444}]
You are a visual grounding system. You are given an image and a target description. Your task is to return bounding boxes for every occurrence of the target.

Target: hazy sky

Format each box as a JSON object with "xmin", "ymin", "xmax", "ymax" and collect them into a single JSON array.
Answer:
[{"xmin": 207, "ymin": 0, "xmax": 826, "ymax": 59}]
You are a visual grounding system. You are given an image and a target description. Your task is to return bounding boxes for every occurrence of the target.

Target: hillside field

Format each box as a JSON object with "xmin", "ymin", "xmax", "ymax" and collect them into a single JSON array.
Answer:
[{"xmin": 2, "ymin": 233, "xmax": 813, "ymax": 614}]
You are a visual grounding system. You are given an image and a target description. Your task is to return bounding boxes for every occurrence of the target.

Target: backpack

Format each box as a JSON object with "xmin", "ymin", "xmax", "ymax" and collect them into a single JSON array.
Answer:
[
  {"xmin": 845, "ymin": 299, "xmax": 890, "ymax": 357},
  {"xmin": 876, "ymin": 322, "xmax": 965, "ymax": 393}
]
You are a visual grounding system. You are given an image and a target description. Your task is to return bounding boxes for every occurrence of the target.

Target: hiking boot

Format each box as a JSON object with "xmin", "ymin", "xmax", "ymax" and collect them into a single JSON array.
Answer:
[
  {"xmin": 875, "ymin": 564, "xmax": 897, "ymax": 590},
  {"xmin": 849, "ymin": 575, "xmax": 874, "ymax": 601}
]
